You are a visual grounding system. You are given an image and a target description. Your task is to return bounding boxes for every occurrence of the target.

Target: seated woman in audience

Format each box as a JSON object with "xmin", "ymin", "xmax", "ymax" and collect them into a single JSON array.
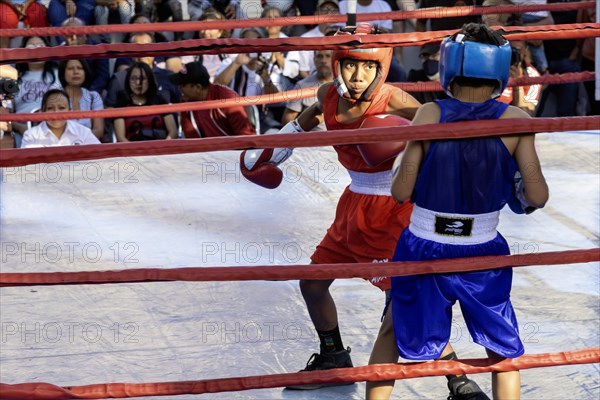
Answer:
[
  {"xmin": 113, "ymin": 62, "xmax": 178, "ymax": 142},
  {"xmin": 57, "ymin": 59, "xmax": 105, "ymax": 140},
  {"xmin": 21, "ymin": 89, "xmax": 100, "ymax": 147},
  {"xmin": 12, "ymin": 36, "xmax": 58, "ymax": 147}
]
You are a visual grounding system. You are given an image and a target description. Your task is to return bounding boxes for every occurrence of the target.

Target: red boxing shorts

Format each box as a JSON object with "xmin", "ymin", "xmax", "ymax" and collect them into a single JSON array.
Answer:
[{"xmin": 311, "ymin": 186, "xmax": 413, "ymax": 291}]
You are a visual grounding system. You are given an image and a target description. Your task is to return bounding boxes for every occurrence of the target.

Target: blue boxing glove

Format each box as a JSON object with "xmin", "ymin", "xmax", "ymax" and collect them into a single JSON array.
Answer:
[{"xmin": 510, "ymin": 171, "xmax": 539, "ymax": 215}]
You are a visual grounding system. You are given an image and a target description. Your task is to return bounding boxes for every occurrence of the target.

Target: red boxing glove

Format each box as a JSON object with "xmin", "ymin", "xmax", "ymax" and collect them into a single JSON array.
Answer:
[
  {"xmin": 357, "ymin": 114, "xmax": 411, "ymax": 166},
  {"xmin": 240, "ymin": 148, "xmax": 287, "ymax": 189},
  {"xmin": 239, "ymin": 120, "xmax": 300, "ymax": 189}
]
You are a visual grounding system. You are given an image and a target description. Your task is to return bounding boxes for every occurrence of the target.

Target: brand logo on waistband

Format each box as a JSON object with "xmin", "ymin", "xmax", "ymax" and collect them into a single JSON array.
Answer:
[{"xmin": 434, "ymin": 216, "xmax": 474, "ymax": 237}]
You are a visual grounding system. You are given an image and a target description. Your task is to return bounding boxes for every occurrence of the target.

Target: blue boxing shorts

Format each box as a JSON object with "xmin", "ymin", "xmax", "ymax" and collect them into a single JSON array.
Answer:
[{"xmin": 391, "ymin": 227, "xmax": 524, "ymax": 360}]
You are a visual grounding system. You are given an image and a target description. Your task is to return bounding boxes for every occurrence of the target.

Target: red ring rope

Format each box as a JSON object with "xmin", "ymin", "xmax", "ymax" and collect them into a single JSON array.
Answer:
[
  {"xmin": 0, "ymin": 71, "xmax": 594, "ymax": 123},
  {"xmin": 0, "ymin": 349, "xmax": 597, "ymax": 399},
  {"xmin": 1, "ymin": 117, "xmax": 598, "ymax": 168},
  {"xmin": 0, "ymin": 1, "xmax": 594, "ymax": 39},
  {"xmin": 2, "ymin": 23, "xmax": 597, "ymax": 64},
  {"xmin": 1, "ymin": 249, "xmax": 597, "ymax": 287}
]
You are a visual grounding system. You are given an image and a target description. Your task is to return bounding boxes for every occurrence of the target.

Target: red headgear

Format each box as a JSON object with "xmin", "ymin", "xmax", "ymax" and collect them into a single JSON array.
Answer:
[{"xmin": 331, "ymin": 23, "xmax": 393, "ymax": 102}]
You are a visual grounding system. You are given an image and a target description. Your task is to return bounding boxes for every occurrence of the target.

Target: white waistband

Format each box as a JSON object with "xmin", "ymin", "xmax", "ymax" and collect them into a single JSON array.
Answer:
[
  {"xmin": 348, "ymin": 170, "xmax": 392, "ymax": 196},
  {"xmin": 409, "ymin": 205, "xmax": 500, "ymax": 245}
]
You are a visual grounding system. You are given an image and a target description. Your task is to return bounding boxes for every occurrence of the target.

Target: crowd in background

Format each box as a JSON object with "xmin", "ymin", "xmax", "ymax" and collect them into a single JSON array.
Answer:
[{"xmin": 0, "ymin": 0, "xmax": 596, "ymax": 148}]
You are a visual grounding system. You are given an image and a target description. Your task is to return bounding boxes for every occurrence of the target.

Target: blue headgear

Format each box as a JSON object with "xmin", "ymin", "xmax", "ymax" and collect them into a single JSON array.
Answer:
[{"xmin": 439, "ymin": 33, "xmax": 511, "ymax": 98}]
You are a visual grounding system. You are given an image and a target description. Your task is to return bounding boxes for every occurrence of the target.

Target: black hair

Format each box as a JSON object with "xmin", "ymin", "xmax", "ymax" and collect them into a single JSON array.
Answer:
[
  {"xmin": 125, "ymin": 62, "xmax": 161, "ymax": 105},
  {"xmin": 41, "ymin": 89, "xmax": 70, "ymax": 111},
  {"xmin": 17, "ymin": 36, "xmax": 57, "ymax": 86},
  {"xmin": 129, "ymin": 13, "xmax": 151, "ymax": 24},
  {"xmin": 261, "ymin": 5, "xmax": 282, "ymax": 18},
  {"xmin": 58, "ymin": 59, "xmax": 93, "ymax": 89},
  {"xmin": 450, "ymin": 23, "xmax": 507, "ymax": 90},
  {"xmin": 454, "ymin": 23, "xmax": 508, "ymax": 47},
  {"xmin": 193, "ymin": 8, "xmax": 230, "ymax": 39}
]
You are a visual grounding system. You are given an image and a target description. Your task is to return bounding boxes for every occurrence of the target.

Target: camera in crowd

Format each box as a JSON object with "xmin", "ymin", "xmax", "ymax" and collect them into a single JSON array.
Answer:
[
  {"xmin": 249, "ymin": 52, "xmax": 269, "ymax": 75},
  {"xmin": 0, "ymin": 78, "xmax": 19, "ymax": 99}
]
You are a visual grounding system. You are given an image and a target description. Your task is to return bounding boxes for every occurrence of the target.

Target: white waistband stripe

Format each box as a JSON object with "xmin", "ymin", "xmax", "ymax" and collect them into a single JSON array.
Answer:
[
  {"xmin": 348, "ymin": 169, "xmax": 392, "ymax": 196},
  {"xmin": 409, "ymin": 205, "xmax": 500, "ymax": 245}
]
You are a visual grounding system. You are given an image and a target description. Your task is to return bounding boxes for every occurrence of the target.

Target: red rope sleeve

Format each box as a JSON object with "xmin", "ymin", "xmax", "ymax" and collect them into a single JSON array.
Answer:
[
  {"xmin": 1, "ymin": 24, "xmax": 597, "ymax": 64},
  {"xmin": 1, "ymin": 117, "xmax": 598, "ymax": 168},
  {"xmin": 0, "ymin": 249, "xmax": 597, "ymax": 287},
  {"xmin": 0, "ymin": 71, "xmax": 593, "ymax": 125},
  {"xmin": 0, "ymin": 349, "xmax": 597, "ymax": 399}
]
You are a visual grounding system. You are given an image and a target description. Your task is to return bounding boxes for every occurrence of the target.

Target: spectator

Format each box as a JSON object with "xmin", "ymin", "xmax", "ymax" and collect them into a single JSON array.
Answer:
[
  {"xmin": 292, "ymin": 0, "xmax": 319, "ymax": 36},
  {"xmin": 260, "ymin": 5, "xmax": 297, "ymax": 122},
  {"xmin": 0, "ymin": 0, "xmax": 48, "ymax": 48},
  {"xmin": 162, "ymin": 9, "xmax": 231, "ymax": 76},
  {"xmin": 188, "ymin": 0, "xmax": 238, "ymax": 20},
  {"xmin": 264, "ymin": 0, "xmax": 294, "ymax": 14},
  {"xmin": 21, "ymin": 89, "xmax": 101, "ymax": 147},
  {"xmin": 169, "ymin": 61, "xmax": 256, "ymax": 138},
  {"xmin": 384, "ymin": 0, "xmax": 417, "ymax": 69},
  {"xmin": 263, "ymin": 0, "xmax": 296, "ymax": 35},
  {"xmin": 416, "ymin": 0, "xmax": 482, "ymax": 32},
  {"xmin": 135, "ymin": 0, "xmax": 183, "ymax": 40},
  {"xmin": 0, "ymin": 65, "xmax": 18, "ymax": 142},
  {"xmin": 48, "ymin": 0, "xmax": 95, "ymax": 28},
  {"xmin": 481, "ymin": 0, "xmax": 539, "ymax": 114},
  {"xmin": 214, "ymin": 27, "xmax": 274, "ymax": 97},
  {"xmin": 95, "ymin": 0, "xmax": 135, "ymax": 43},
  {"xmin": 125, "ymin": 13, "xmax": 169, "ymax": 44},
  {"xmin": 481, "ymin": 0, "xmax": 522, "ymax": 27},
  {"xmin": 536, "ymin": 0, "xmax": 581, "ymax": 117},
  {"xmin": 482, "ymin": 0, "xmax": 547, "ymax": 76},
  {"xmin": 511, "ymin": 0, "xmax": 551, "ymax": 74},
  {"xmin": 12, "ymin": 36, "xmax": 59, "ymax": 147},
  {"xmin": 214, "ymin": 27, "xmax": 282, "ymax": 132},
  {"xmin": 578, "ymin": 6, "xmax": 598, "ymax": 115},
  {"xmin": 61, "ymin": 17, "xmax": 111, "ymax": 93},
  {"xmin": 291, "ymin": 0, "xmax": 340, "ymax": 80},
  {"xmin": 282, "ymin": 49, "xmax": 333, "ymax": 130},
  {"xmin": 113, "ymin": 62, "xmax": 178, "ymax": 141},
  {"xmin": 497, "ymin": 40, "xmax": 542, "ymax": 116},
  {"xmin": 339, "ymin": 0, "xmax": 393, "ymax": 32},
  {"xmin": 57, "ymin": 59, "xmax": 105, "ymax": 140},
  {"xmin": 104, "ymin": 32, "xmax": 180, "ymax": 108},
  {"xmin": 262, "ymin": 5, "xmax": 293, "ymax": 84},
  {"xmin": 406, "ymin": 44, "xmax": 449, "ymax": 104}
]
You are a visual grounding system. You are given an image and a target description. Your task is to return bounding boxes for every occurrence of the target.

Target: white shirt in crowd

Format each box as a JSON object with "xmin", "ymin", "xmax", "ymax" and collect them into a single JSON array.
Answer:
[
  {"xmin": 296, "ymin": 26, "xmax": 325, "ymax": 75},
  {"xmin": 21, "ymin": 120, "xmax": 101, "ymax": 148}
]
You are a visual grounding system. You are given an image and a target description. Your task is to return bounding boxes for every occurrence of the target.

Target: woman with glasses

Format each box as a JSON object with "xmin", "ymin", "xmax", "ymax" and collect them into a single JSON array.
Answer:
[
  {"xmin": 57, "ymin": 59, "xmax": 105, "ymax": 141},
  {"xmin": 113, "ymin": 62, "xmax": 177, "ymax": 142},
  {"xmin": 11, "ymin": 36, "xmax": 58, "ymax": 147}
]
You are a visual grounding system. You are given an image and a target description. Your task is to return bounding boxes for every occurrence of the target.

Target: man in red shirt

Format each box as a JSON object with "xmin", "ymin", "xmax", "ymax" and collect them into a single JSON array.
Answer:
[{"xmin": 169, "ymin": 62, "xmax": 256, "ymax": 138}]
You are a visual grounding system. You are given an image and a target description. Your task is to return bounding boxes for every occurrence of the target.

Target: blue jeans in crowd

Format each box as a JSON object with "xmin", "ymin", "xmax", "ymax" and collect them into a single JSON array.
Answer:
[{"xmin": 48, "ymin": 0, "xmax": 96, "ymax": 26}]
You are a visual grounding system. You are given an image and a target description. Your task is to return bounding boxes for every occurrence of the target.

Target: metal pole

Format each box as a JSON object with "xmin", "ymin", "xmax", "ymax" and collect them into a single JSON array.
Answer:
[{"xmin": 347, "ymin": 0, "xmax": 357, "ymax": 27}]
